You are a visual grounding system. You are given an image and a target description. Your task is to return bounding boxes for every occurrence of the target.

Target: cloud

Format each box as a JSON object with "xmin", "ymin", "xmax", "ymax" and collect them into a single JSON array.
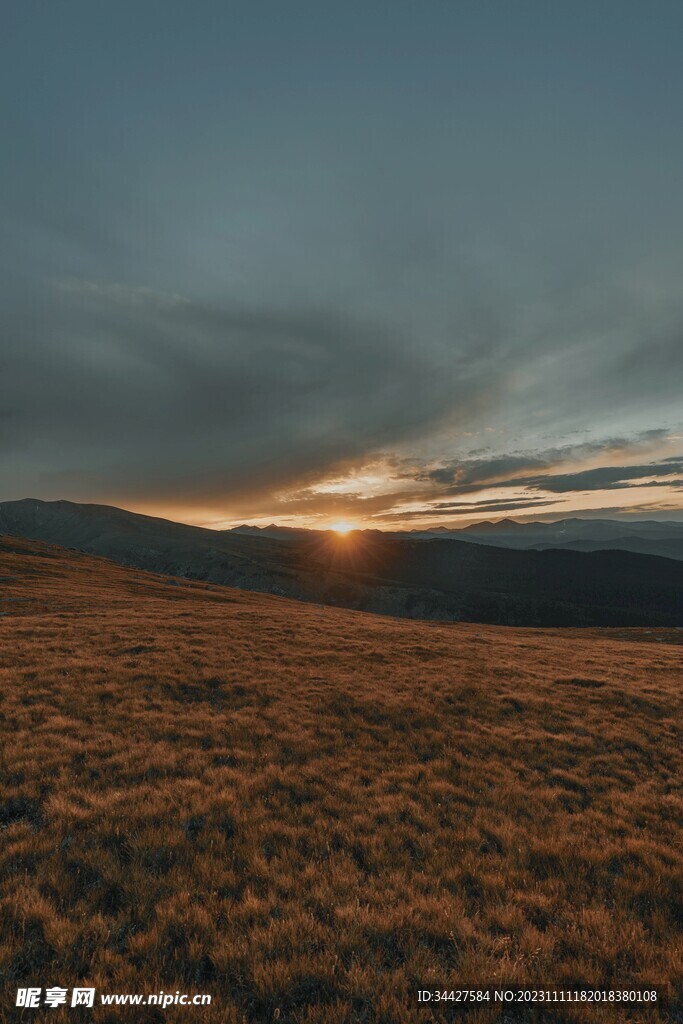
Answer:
[
  {"xmin": 503, "ymin": 461, "xmax": 683, "ymax": 494},
  {"xmin": 419, "ymin": 441, "xmax": 682, "ymax": 494},
  {"xmin": 3, "ymin": 2, "xmax": 683, "ymax": 528},
  {"xmin": 0, "ymin": 279, "xmax": 504, "ymax": 510},
  {"xmin": 431, "ymin": 498, "xmax": 564, "ymax": 512},
  {"xmin": 424, "ymin": 454, "xmax": 550, "ymax": 488},
  {"xmin": 356, "ymin": 439, "xmax": 683, "ymax": 527}
]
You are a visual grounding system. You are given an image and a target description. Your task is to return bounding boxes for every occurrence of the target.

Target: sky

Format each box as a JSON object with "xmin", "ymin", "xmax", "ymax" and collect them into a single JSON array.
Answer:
[{"xmin": 1, "ymin": 0, "xmax": 682, "ymax": 529}]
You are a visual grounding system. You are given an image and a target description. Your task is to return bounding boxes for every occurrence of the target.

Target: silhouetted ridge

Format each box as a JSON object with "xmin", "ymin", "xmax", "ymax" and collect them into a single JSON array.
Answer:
[{"xmin": 0, "ymin": 499, "xmax": 681, "ymax": 626}]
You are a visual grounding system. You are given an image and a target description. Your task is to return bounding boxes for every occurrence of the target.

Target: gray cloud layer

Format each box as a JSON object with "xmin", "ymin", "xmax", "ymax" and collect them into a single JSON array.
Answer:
[
  {"xmin": 425, "ymin": 450, "xmax": 683, "ymax": 496},
  {"xmin": 2, "ymin": 3, "xmax": 683, "ymax": 522},
  {"xmin": 1, "ymin": 280, "xmax": 501, "ymax": 507}
]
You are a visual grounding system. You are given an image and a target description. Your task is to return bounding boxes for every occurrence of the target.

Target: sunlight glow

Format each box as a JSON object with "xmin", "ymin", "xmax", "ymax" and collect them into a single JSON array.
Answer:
[{"xmin": 331, "ymin": 521, "xmax": 354, "ymax": 535}]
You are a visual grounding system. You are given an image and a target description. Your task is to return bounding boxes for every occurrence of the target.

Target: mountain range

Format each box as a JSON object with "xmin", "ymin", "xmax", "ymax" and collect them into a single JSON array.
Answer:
[
  {"xmin": 232, "ymin": 516, "xmax": 683, "ymax": 561},
  {"xmin": 1, "ymin": 498, "xmax": 682, "ymax": 627}
]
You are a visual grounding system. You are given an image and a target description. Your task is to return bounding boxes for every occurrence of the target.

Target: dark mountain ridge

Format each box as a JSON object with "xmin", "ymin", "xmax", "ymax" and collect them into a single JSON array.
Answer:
[
  {"xmin": 1, "ymin": 498, "xmax": 682, "ymax": 627},
  {"xmin": 385, "ymin": 516, "xmax": 683, "ymax": 561}
]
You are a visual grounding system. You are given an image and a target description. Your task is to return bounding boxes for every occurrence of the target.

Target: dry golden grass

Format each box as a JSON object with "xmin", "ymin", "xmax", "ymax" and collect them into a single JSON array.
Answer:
[{"xmin": 0, "ymin": 535, "xmax": 681, "ymax": 1022}]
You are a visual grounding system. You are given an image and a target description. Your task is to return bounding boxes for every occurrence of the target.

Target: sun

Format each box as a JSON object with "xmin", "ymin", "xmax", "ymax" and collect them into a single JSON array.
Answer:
[{"xmin": 331, "ymin": 521, "xmax": 354, "ymax": 535}]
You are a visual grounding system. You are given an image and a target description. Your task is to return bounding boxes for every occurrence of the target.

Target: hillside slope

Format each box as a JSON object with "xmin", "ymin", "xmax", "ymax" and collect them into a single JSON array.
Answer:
[
  {"xmin": 528, "ymin": 536, "xmax": 683, "ymax": 561},
  {"xmin": 0, "ymin": 536, "xmax": 681, "ymax": 1022},
  {"xmin": 1, "ymin": 499, "xmax": 682, "ymax": 626}
]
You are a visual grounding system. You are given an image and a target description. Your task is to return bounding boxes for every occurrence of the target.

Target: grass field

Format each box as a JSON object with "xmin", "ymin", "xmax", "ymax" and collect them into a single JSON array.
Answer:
[{"xmin": 0, "ymin": 535, "xmax": 681, "ymax": 1022}]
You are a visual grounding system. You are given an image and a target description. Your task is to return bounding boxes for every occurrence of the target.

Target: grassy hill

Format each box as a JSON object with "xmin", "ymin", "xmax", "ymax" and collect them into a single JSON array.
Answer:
[{"xmin": 0, "ymin": 536, "xmax": 681, "ymax": 1022}]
